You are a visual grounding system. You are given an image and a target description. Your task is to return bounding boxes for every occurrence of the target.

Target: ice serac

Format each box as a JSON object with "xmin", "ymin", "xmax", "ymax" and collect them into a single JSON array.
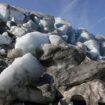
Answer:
[{"xmin": 0, "ymin": 3, "xmax": 105, "ymax": 105}]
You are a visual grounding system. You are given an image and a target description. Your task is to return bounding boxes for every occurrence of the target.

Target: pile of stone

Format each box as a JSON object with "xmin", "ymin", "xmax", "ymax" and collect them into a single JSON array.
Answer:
[{"xmin": 0, "ymin": 3, "xmax": 105, "ymax": 105}]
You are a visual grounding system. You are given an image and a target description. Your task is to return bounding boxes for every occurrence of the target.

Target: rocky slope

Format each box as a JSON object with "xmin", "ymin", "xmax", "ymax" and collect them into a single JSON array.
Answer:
[{"xmin": 0, "ymin": 3, "xmax": 105, "ymax": 105}]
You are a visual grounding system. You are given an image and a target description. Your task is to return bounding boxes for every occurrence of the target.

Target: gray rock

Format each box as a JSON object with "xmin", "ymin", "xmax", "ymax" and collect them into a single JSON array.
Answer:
[
  {"xmin": 0, "ymin": 21, "xmax": 8, "ymax": 34},
  {"xmin": 39, "ymin": 15, "xmax": 55, "ymax": 33},
  {"xmin": 95, "ymin": 34, "xmax": 105, "ymax": 42},
  {"xmin": 61, "ymin": 35, "xmax": 68, "ymax": 42},
  {"xmin": 67, "ymin": 28, "xmax": 76, "ymax": 44},
  {"xmin": 0, "ymin": 32, "xmax": 11, "ymax": 45},
  {"xmin": 49, "ymin": 35, "xmax": 68, "ymax": 47},
  {"xmin": 40, "ymin": 45, "xmax": 105, "ymax": 94},
  {"xmin": 76, "ymin": 28, "xmax": 95, "ymax": 43},
  {"xmin": 22, "ymin": 20, "xmax": 38, "ymax": 31},
  {"xmin": 40, "ymin": 45, "xmax": 86, "ymax": 93},
  {"xmin": 100, "ymin": 41, "xmax": 105, "ymax": 56},
  {"xmin": 54, "ymin": 17, "xmax": 71, "ymax": 36},
  {"xmin": 83, "ymin": 39, "xmax": 100, "ymax": 60},
  {"xmin": 62, "ymin": 79, "xmax": 105, "ymax": 105},
  {"xmin": 10, "ymin": 19, "xmax": 38, "ymax": 37},
  {"xmin": 34, "ymin": 16, "xmax": 40, "ymax": 25},
  {"xmin": 0, "ymin": 59, "xmax": 7, "ymax": 73},
  {"xmin": 5, "ymin": 86, "xmax": 55, "ymax": 105},
  {"xmin": 16, "ymin": 86, "xmax": 56, "ymax": 104},
  {"xmin": 6, "ymin": 20, "xmax": 16, "ymax": 28},
  {"xmin": 10, "ymin": 26, "xmax": 28, "ymax": 37},
  {"xmin": 40, "ymin": 44, "xmax": 60, "ymax": 60}
]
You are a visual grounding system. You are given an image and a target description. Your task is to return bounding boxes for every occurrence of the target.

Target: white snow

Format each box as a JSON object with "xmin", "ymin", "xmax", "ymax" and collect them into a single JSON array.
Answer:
[
  {"xmin": 0, "ymin": 53, "xmax": 45, "ymax": 90},
  {"xmin": 15, "ymin": 31, "xmax": 50, "ymax": 55}
]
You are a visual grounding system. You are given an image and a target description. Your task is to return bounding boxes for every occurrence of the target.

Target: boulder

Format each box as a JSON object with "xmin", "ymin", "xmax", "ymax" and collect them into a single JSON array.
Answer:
[
  {"xmin": 22, "ymin": 20, "xmax": 38, "ymax": 31},
  {"xmin": 0, "ymin": 53, "xmax": 46, "ymax": 104},
  {"xmin": 100, "ymin": 41, "xmax": 105, "ymax": 56},
  {"xmin": 76, "ymin": 29, "xmax": 94, "ymax": 43},
  {"xmin": 10, "ymin": 26, "xmax": 28, "ymax": 37},
  {"xmin": 40, "ymin": 45, "xmax": 86, "ymax": 93},
  {"xmin": 62, "ymin": 79, "xmax": 105, "ymax": 105},
  {"xmin": 6, "ymin": 20, "xmax": 16, "ymax": 28},
  {"xmin": 54, "ymin": 17, "xmax": 71, "ymax": 35},
  {"xmin": 14, "ymin": 31, "xmax": 49, "ymax": 57},
  {"xmin": 49, "ymin": 35, "xmax": 68, "ymax": 47},
  {"xmin": 0, "ymin": 32, "xmax": 11, "ymax": 45},
  {"xmin": 40, "ymin": 45, "xmax": 105, "ymax": 94},
  {"xmin": 39, "ymin": 15, "xmax": 55, "ymax": 33},
  {"xmin": 83, "ymin": 39, "xmax": 100, "ymax": 60}
]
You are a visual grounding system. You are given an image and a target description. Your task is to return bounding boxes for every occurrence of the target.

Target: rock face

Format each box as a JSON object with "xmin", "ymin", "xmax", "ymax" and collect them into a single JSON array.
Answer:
[
  {"xmin": 62, "ymin": 79, "xmax": 105, "ymax": 105},
  {"xmin": 0, "ymin": 3, "xmax": 105, "ymax": 105}
]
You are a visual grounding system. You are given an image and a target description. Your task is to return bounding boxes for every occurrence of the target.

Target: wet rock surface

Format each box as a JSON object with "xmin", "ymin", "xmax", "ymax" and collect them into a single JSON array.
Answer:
[{"xmin": 0, "ymin": 3, "xmax": 105, "ymax": 105}]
